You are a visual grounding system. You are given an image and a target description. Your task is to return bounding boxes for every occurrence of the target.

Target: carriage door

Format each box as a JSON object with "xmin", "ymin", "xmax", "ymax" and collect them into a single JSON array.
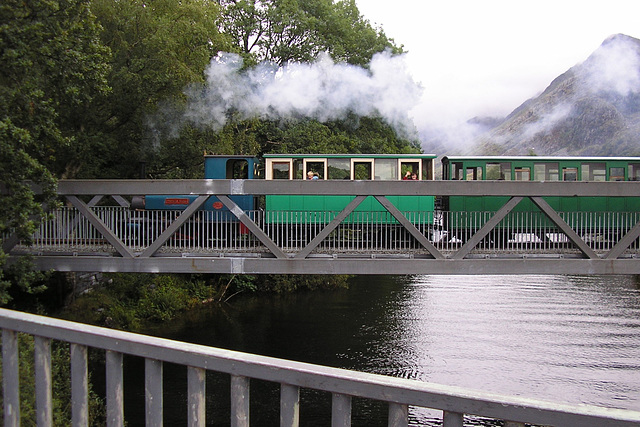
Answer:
[
  {"xmin": 303, "ymin": 159, "xmax": 327, "ymax": 180},
  {"xmin": 351, "ymin": 159, "xmax": 374, "ymax": 180},
  {"xmin": 399, "ymin": 160, "xmax": 421, "ymax": 180}
]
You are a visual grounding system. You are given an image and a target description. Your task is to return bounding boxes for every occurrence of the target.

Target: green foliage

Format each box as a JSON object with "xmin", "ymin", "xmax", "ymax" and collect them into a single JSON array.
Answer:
[
  {"xmin": 220, "ymin": 0, "xmax": 401, "ymax": 66},
  {"xmin": 63, "ymin": 273, "xmax": 219, "ymax": 330},
  {"xmin": 0, "ymin": 334, "xmax": 105, "ymax": 425},
  {"xmin": 0, "ymin": 0, "xmax": 110, "ymax": 303},
  {"xmin": 255, "ymin": 274, "xmax": 351, "ymax": 293},
  {"xmin": 86, "ymin": 0, "xmax": 232, "ymax": 179}
]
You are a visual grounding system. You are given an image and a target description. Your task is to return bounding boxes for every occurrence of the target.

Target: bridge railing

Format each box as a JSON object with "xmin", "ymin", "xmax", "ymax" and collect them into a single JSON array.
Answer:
[
  {"xmin": 4, "ymin": 180, "xmax": 640, "ymax": 275},
  {"xmin": 2, "ymin": 308, "xmax": 639, "ymax": 427},
  {"xmin": 20, "ymin": 205, "xmax": 640, "ymax": 256}
]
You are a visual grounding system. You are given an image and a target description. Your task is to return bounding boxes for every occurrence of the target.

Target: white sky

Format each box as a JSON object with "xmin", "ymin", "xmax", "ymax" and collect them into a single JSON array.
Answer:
[{"xmin": 355, "ymin": 0, "xmax": 640, "ymax": 130}]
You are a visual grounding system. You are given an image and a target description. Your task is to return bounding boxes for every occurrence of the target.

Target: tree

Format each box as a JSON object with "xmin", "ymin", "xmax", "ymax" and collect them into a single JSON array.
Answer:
[
  {"xmin": 220, "ymin": 0, "xmax": 402, "ymax": 66},
  {"xmin": 0, "ymin": 0, "xmax": 111, "ymax": 303}
]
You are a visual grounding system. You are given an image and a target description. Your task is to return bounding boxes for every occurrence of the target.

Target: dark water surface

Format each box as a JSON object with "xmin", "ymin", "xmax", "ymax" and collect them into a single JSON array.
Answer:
[{"xmin": 128, "ymin": 275, "xmax": 640, "ymax": 425}]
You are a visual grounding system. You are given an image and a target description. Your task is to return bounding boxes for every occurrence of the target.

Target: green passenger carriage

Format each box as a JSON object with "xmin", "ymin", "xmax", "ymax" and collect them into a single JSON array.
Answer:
[
  {"xmin": 264, "ymin": 153, "xmax": 437, "ymax": 226},
  {"xmin": 441, "ymin": 156, "xmax": 640, "ymax": 244}
]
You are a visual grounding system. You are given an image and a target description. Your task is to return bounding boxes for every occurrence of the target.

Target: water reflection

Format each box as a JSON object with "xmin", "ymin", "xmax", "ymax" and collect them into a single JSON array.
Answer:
[{"xmin": 140, "ymin": 275, "xmax": 640, "ymax": 425}]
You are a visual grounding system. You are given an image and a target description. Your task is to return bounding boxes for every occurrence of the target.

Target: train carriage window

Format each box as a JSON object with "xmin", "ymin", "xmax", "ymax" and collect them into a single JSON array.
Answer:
[
  {"xmin": 514, "ymin": 167, "xmax": 530, "ymax": 181},
  {"xmin": 304, "ymin": 160, "xmax": 326, "ymax": 180},
  {"xmin": 376, "ymin": 158, "xmax": 398, "ymax": 180},
  {"xmin": 400, "ymin": 161, "xmax": 419, "ymax": 180},
  {"xmin": 271, "ymin": 161, "xmax": 291, "ymax": 179},
  {"xmin": 352, "ymin": 160, "xmax": 373, "ymax": 180},
  {"xmin": 328, "ymin": 158, "xmax": 350, "ymax": 180},
  {"xmin": 293, "ymin": 159, "xmax": 304, "ymax": 179},
  {"xmin": 581, "ymin": 163, "xmax": 606, "ymax": 181},
  {"xmin": 453, "ymin": 163, "xmax": 464, "ymax": 180},
  {"xmin": 486, "ymin": 163, "xmax": 511, "ymax": 180},
  {"xmin": 466, "ymin": 167, "xmax": 482, "ymax": 180},
  {"xmin": 630, "ymin": 164, "xmax": 640, "ymax": 181},
  {"xmin": 609, "ymin": 167, "xmax": 625, "ymax": 181},
  {"xmin": 534, "ymin": 163, "xmax": 559, "ymax": 181},
  {"xmin": 563, "ymin": 167, "xmax": 577, "ymax": 181},
  {"xmin": 422, "ymin": 159, "xmax": 434, "ymax": 180}
]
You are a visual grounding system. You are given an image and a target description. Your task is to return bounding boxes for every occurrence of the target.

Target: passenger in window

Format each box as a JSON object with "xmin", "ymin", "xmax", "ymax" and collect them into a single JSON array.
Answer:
[
  {"xmin": 403, "ymin": 171, "xmax": 412, "ymax": 180},
  {"xmin": 307, "ymin": 171, "xmax": 319, "ymax": 180},
  {"xmin": 411, "ymin": 173, "xmax": 418, "ymax": 180}
]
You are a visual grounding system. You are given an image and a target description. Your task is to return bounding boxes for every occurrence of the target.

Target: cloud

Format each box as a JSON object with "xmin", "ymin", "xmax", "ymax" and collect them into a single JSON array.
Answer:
[
  {"xmin": 182, "ymin": 51, "xmax": 423, "ymax": 138},
  {"xmin": 578, "ymin": 34, "xmax": 640, "ymax": 96}
]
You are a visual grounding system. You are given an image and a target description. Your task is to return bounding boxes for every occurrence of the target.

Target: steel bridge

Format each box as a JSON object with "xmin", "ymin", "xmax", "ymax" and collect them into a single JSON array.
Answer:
[{"xmin": 4, "ymin": 179, "xmax": 640, "ymax": 275}]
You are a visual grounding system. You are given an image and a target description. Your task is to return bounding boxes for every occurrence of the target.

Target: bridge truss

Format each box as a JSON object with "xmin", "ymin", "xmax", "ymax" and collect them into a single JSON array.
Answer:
[{"xmin": 4, "ymin": 180, "xmax": 640, "ymax": 275}]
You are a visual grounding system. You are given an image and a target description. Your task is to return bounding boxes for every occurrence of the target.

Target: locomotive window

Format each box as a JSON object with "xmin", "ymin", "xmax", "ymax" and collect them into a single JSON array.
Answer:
[
  {"xmin": 534, "ymin": 163, "xmax": 559, "ymax": 181},
  {"xmin": 514, "ymin": 167, "xmax": 530, "ymax": 181},
  {"xmin": 486, "ymin": 163, "xmax": 511, "ymax": 180},
  {"xmin": 562, "ymin": 167, "xmax": 577, "ymax": 181},
  {"xmin": 328, "ymin": 158, "xmax": 350, "ymax": 180},
  {"xmin": 226, "ymin": 159, "xmax": 249, "ymax": 179},
  {"xmin": 610, "ymin": 167, "xmax": 625, "ymax": 181},
  {"xmin": 376, "ymin": 158, "xmax": 398, "ymax": 180},
  {"xmin": 271, "ymin": 162, "xmax": 291, "ymax": 180},
  {"xmin": 630, "ymin": 164, "xmax": 640, "ymax": 181},
  {"xmin": 466, "ymin": 167, "xmax": 482, "ymax": 180},
  {"xmin": 581, "ymin": 163, "xmax": 606, "ymax": 181}
]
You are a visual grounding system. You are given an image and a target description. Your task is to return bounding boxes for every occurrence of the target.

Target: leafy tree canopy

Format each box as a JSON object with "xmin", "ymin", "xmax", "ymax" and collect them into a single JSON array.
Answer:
[{"xmin": 0, "ymin": 0, "xmax": 110, "ymax": 303}]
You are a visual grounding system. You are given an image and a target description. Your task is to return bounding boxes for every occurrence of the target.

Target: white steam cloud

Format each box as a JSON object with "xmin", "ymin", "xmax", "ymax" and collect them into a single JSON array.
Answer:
[{"xmin": 183, "ymin": 51, "xmax": 423, "ymax": 137}]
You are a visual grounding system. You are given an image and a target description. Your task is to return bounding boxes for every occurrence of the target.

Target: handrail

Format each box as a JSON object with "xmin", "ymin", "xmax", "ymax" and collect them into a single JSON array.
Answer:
[{"xmin": 2, "ymin": 308, "xmax": 639, "ymax": 426}]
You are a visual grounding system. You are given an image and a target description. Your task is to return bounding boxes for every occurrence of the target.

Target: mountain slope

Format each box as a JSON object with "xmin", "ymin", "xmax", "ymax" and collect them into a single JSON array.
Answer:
[{"xmin": 477, "ymin": 34, "xmax": 640, "ymax": 156}]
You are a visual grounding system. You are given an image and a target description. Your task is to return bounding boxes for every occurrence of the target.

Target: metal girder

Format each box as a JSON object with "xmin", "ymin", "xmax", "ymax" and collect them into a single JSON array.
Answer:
[
  {"xmin": 54, "ymin": 179, "xmax": 640, "ymax": 198},
  {"xmin": 530, "ymin": 197, "xmax": 599, "ymax": 259},
  {"xmin": 66, "ymin": 196, "xmax": 135, "ymax": 258},
  {"xmin": 373, "ymin": 196, "xmax": 444, "ymax": 259},
  {"xmin": 295, "ymin": 196, "xmax": 366, "ymax": 259},
  {"xmin": 217, "ymin": 195, "xmax": 288, "ymax": 259},
  {"xmin": 16, "ymin": 255, "xmax": 640, "ymax": 276},
  {"xmin": 141, "ymin": 196, "xmax": 208, "ymax": 258},
  {"xmin": 453, "ymin": 197, "xmax": 524, "ymax": 260}
]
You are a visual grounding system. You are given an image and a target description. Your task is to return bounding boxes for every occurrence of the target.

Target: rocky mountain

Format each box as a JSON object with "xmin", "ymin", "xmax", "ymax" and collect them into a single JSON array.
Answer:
[{"xmin": 473, "ymin": 34, "xmax": 640, "ymax": 156}]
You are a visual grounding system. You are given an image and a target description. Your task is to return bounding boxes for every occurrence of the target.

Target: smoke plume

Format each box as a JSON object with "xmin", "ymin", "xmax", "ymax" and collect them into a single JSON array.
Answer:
[{"xmin": 182, "ymin": 51, "xmax": 423, "ymax": 138}]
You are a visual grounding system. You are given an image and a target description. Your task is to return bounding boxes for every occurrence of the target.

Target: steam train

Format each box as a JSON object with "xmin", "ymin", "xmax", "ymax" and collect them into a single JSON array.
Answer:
[{"xmin": 131, "ymin": 154, "xmax": 640, "ymax": 247}]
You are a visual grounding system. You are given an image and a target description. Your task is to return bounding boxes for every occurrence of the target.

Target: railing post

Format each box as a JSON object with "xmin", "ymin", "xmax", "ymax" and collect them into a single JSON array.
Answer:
[
  {"xmin": 145, "ymin": 358, "xmax": 163, "ymax": 427},
  {"xmin": 2, "ymin": 329, "xmax": 20, "ymax": 427},
  {"xmin": 35, "ymin": 336, "xmax": 52, "ymax": 427},
  {"xmin": 388, "ymin": 403, "xmax": 408, "ymax": 426},
  {"xmin": 443, "ymin": 410, "xmax": 464, "ymax": 427},
  {"xmin": 71, "ymin": 343, "xmax": 89, "ymax": 427},
  {"xmin": 280, "ymin": 383, "xmax": 300, "ymax": 427},
  {"xmin": 188, "ymin": 366, "xmax": 206, "ymax": 427},
  {"xmin": 231, "ymin": 375, "xmax": 250, "ymax": 427},
  {"xmin": 106, "ymin": 350, "xmax": 124, "ymax": 427},
  {"xmin": 332, "ymin": 393, "xmax": 352, "ymax": 427}
]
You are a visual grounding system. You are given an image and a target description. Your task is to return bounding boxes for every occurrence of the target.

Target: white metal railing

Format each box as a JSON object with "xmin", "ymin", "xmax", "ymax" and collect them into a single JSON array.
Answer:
[
  {"xmin": 21, "ymin": 206, "xmax": 640, "ymax": 256},
  {"xmin": 2, "ymin": 308, "xmax": 639, "ymax": 427}
]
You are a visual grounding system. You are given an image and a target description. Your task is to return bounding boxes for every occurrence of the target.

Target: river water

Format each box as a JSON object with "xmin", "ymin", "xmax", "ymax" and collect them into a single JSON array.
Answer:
[{"xmin": 127, "ymin": 274, "xmax": 640, "ymax": 425}]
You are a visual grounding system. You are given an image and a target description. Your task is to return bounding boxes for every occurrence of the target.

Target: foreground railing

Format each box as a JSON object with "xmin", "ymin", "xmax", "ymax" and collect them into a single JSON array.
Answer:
[{"xmin": 2, "ymin": 308, "xmax": 639, "ymax": 427}]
